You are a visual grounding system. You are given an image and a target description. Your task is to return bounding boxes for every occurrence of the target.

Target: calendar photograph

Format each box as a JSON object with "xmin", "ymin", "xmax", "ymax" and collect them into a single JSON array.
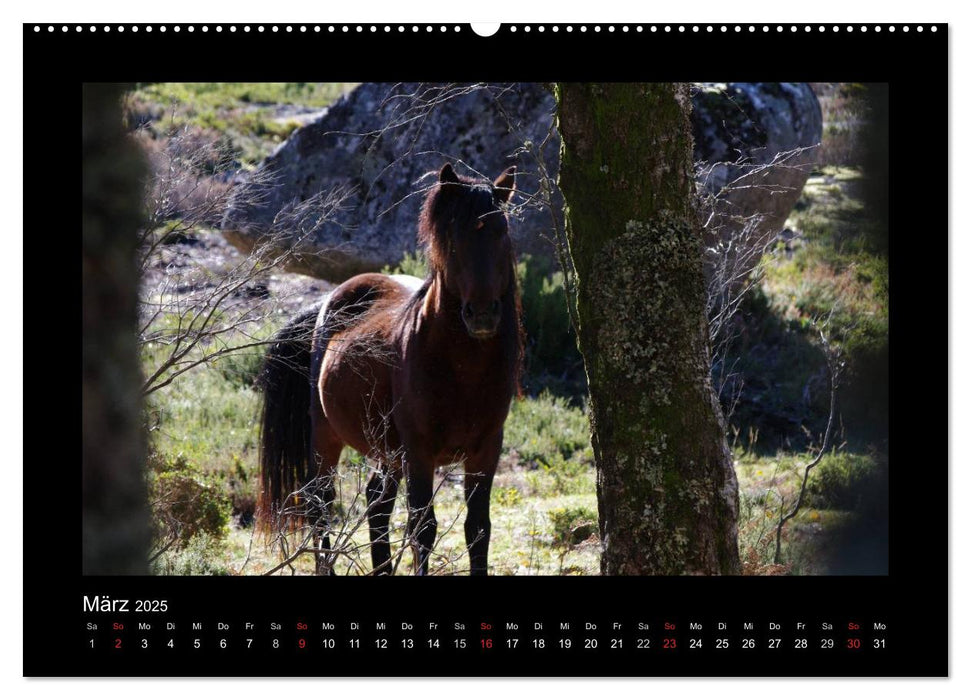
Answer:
[{"xmin": 82, "ymin": 79, "xmax": 892, "ymax": 579}]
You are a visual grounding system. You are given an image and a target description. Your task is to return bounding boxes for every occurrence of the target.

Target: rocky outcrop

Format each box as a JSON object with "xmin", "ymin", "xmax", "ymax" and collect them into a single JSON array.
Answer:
[
  {"xmin": 222, "ymin": 83, "xmax": 822, "ymax": 282},
  {"xmin": 694, "ymin": 83, "xmax": 823, "ymax": 287},
  {"xmin": 221, "ymin": 83, "xmax": 559, "ymax": 280}
]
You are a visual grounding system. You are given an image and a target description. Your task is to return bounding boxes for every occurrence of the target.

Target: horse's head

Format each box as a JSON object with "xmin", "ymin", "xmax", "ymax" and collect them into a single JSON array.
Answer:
[{"xmin": 420, "ymin": 163, "xmax": 517, "ymax": 339}]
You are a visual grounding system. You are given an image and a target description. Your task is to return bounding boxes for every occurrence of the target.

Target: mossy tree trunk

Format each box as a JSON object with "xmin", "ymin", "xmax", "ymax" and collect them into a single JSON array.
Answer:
[
  {"xmin": 555, "ymin": 83, "xmax": 740, "ymax": 575},
  {"xmin": 82, "ymin": 83, "xmax": 151, "ymax": 574}
]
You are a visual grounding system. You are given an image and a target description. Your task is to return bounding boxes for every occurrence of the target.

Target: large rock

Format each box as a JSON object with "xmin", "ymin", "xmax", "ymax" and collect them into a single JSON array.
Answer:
[
  {"xmin": 693, "ymin": 83, "xmax": 823, "ymax": 288},
  {"xmin": 222, "ymin": 83, "xmax": 821, "ymax": 282}
]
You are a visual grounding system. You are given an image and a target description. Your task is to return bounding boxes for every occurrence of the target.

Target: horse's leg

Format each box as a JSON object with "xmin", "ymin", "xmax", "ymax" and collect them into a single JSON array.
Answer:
[
  {"xmin": 309, "ymin": 401, "xmax": 342, "ymax": 576},
  {"xmin": 366, "ymin": 464, "xmax": 400, "ymax": 575},
  {"xmin": 404, "ymin": 462, "xmax": 437, "ymax": 576},
  {"xmin": 463, "ymin": 433, "xmax": 502, "ymax": 576}
]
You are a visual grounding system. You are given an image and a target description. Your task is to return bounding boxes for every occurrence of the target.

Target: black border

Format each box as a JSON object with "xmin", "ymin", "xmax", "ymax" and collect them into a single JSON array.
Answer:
[{"xmin": 26, "ymin": 22, "xmax": 948, "ymax": 677}]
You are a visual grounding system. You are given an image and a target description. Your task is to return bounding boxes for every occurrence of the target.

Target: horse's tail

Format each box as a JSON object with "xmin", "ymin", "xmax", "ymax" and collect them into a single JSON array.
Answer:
[{"xmin": 256, "ymin": 303, "xmax": 322, "ymax": 532}]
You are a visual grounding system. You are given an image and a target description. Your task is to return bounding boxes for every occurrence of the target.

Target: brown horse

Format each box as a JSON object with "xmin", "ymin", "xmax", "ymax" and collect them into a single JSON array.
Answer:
[{"xmin": 258, "ymin": 163, "xmax": 521, "ymax": 575}]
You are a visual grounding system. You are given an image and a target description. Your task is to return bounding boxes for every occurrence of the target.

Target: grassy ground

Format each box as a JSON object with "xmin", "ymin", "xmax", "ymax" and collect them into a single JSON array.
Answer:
[
  {"xmin": 137, "ymin": 83, "xmax": 888, "ymax": 576},
  {"xmin": 145, "ymin": 333, "xmax": 862, "ymax": 577},
  {"xmin": 127, "ymin": 82, "xmax": 357, "ymax": 166}
]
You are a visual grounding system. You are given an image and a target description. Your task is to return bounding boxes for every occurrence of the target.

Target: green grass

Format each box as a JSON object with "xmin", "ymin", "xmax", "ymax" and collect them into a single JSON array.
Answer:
[
  {"xmin": 143, "ymin": 337, "xmax": 269, "ymax": 523},
  {"xmin": 127, "ymin": 82, "xmax": 356, "ymax": 166},
  {"xmin": 770, "ymin": 167, "xmax": 888, "ymax": 345},
  {"xmin": 721, "ymin": 164, "xmax": 890, "ymax": 453},
  {"xmin": 144, "ymin": 319, "xmax": 864, "ymax": 577},
  {"xmin": 734, "ymin": 448, "xmax": 872, "ymax": 575},
  {"xmin": 142, "ymin": 312, "xmax": 602, "ymax": 575},
  {"xmin": 135, "ymin": 83, "xmax": 354, "ymax": 111}
]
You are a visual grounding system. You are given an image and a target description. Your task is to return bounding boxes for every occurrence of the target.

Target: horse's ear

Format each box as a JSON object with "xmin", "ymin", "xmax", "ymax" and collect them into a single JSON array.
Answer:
[
  {"xmin": 439, "ymin": 163, "xmax": 460, "ymax": 185},
  {"xmin": 493, "ymin": 166, "xmax": 517, "ymax": 203}
]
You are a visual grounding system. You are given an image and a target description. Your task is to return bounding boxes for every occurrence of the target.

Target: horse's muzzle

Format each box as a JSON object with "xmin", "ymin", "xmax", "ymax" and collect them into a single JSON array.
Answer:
[{"xmin": 462, "ymin": 301, "xmax": 501, "ymax": 339}]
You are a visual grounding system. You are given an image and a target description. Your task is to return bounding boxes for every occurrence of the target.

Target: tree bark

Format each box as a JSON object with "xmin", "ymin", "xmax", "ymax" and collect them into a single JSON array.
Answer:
[
  {"xmin": 555, "ymin": 83, "xmax": 740, "ymax": 575},
  {"xmin": 82, "ymin": 83, "xmax": 151, "ymax": 574}
]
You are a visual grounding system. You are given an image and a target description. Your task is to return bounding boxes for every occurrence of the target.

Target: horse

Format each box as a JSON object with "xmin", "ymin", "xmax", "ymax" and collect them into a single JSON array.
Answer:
[{"xmin": 257, "ymin": 163, "xmax": 522, "ymax": 576}]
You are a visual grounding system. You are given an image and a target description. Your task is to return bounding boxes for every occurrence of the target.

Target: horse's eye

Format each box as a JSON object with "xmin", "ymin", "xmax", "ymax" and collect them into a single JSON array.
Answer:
[{"xmin": 475, "ymin": 220, "xmax": 485, "ymax": 231}]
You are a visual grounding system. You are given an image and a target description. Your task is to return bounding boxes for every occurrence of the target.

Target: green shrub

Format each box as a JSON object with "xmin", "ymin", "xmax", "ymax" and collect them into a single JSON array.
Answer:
[
  {"xmin": 516, "ymin": 254, "xmax": 583, "ymax": 391},
  {"xmin": 148, "ymin": 451, "xmax": 232, "ymax": 549},
  {"xmin": 504, "ymin": 392, "xmax": 591, "ymax": 466},
  {"xmin": 382, "ymin": 250, "xmax": 429, "ymax": 279},
  {"xmin": 808, "ymin": 452, "xmax": 883, "ymax": 510},
  {"xmin": 493, "ymin": 486, "xmax": 523, "ymax": 508},
  {"xmin": 548, "ymin": 506, "xmax": 598, "ymax": 546},
  {"xmin": 213, "ymin": 349, "xmax": 264, "ymax": 389},
  {"xmin": 150, "ymin": 533, "xmax": 233, "ymax": 575}
]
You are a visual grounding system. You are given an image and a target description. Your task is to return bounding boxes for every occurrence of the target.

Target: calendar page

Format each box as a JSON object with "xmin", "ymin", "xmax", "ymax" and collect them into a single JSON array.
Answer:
[{"xmin": 26, "ymin": 21, "xmax": 947, "ymax": 677}]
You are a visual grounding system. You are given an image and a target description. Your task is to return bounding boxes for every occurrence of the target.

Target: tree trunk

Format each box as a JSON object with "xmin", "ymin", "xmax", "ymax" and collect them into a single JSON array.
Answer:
[
  {"xmin": 82, "ymin": 83, "xmax": 151, "ymax": 574},
  {"xmin": 555, "ymin": 83, "xmax": 740, "ymax": 575}
]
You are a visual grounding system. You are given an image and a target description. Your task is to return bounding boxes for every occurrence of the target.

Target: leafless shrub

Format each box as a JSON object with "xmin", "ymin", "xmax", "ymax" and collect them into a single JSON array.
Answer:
[
  {"xmin": 773, "ymin": 323, "xmax": 843, "ymax": 565},
  {"xmin": 695, "ymin": 144, "xmax": 819, "ymax": 412},
  {"xmin": 135, "ymin": 121, "xmax": 354, "ymax": 397},
  {"xmin": 260, "ymin": 462, "xmax": 476, "ymax": 576}
]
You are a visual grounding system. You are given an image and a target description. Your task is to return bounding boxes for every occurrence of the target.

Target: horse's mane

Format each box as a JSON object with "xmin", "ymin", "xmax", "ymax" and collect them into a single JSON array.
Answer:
[{"xmin": 418, "ymin": 171, "xmax": 501, "ymax": 273}]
